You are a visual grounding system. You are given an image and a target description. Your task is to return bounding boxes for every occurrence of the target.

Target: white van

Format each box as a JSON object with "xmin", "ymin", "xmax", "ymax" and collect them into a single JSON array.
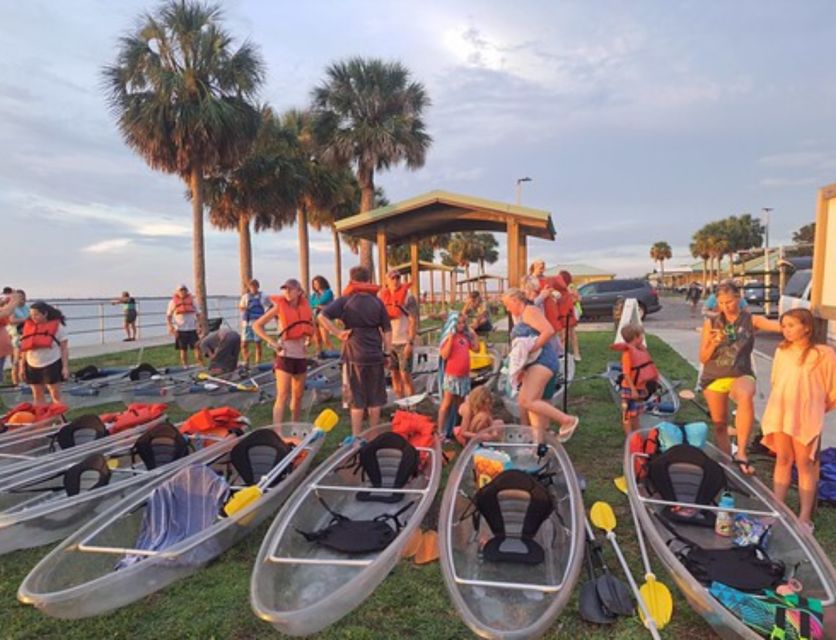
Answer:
[{"xmin": 779, "ymin": 269, "xmax": 836, "ymax": 344}]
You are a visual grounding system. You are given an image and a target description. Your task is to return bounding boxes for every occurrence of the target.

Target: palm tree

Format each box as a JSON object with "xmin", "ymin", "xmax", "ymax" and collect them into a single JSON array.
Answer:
[
  {"xmin": 104, "ymin": 1, "xmax": 264, "ymax": 328},
  {"xmin": 445, "ymin": 232, "xmax": 482, "ymax": 292},
  {"xmin": 312, "ymin": 57, "xmax": 431, "ymax": 278},
  {"xmin": 649, "ymin": 241, "xmax": 673, "ymax": 289},
  {"xmin": 690, "ymin": 233, "xmax": 711, "ymax": 289}
]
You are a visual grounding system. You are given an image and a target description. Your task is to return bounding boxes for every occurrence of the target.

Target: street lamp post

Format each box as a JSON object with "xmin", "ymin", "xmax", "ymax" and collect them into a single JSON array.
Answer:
[
  {"xmin": 516, "ymin": 176, "xmax": 532, "ymax": 205},
  {"xmin": 762, "ymin": 207, "xmax": 774, "ymax": 316}
]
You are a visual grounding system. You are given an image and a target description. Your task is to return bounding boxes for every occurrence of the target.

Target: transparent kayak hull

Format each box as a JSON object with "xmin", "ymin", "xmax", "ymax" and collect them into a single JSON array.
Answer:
[
  {"xmin": 19, "ymin": 422, "xmax": 321, "ymax": 619},
  {"xmin": 624, "ymin": 429, "xmax": 836, "ymax": 639},
  {"xmin": 438, "ymin": 426, "xmax": 584, "ymax": 639},
  {"xmin": 251, "ymin": 423, "xmax": 442, "ymax": 636}
]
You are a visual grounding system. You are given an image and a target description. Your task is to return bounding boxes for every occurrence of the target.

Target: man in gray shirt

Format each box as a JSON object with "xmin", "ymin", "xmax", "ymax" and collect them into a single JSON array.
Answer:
[{"xmin": 199, "ymin": 328, "xmax": 241, "ymax": 374}]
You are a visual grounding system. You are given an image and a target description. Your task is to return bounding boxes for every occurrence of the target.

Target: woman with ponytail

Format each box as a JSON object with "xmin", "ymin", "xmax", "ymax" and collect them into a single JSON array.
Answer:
[{"xmin": 20, "ymin": 301, "xmax": 69, "ymax": 405}]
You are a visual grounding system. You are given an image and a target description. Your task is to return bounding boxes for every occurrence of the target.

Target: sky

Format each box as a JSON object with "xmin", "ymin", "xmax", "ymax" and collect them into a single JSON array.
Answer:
[{"xmin": 1, "ymin": 0, "xmax": 834, "ymax": 298}]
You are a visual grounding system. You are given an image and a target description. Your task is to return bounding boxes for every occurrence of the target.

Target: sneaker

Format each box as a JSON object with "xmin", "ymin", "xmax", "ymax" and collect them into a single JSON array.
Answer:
[{"xmin": 573, "ymin": 354, "xmax": 582, "ymax": 362}]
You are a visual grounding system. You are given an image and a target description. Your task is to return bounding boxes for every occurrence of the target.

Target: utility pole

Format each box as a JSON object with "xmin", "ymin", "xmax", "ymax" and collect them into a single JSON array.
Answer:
[
  {"xmin": 516, "ymin": 177, "xmax": 532, "ymax": 205},
  {"xmin": 762, "ymin": 207, "xmax": 774, "ymax": 316}
]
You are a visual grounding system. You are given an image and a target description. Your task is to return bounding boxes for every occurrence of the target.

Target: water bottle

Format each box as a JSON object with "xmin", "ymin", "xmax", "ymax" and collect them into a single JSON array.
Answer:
[{"xmin": 715, "ymin": 492, "xmax": 735, "ymax": 537}]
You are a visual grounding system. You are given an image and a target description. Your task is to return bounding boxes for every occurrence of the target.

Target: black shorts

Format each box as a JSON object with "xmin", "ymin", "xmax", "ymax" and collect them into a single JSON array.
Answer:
[
  {"xmin": 343, "ymin": 362, "xmax": 387, "ymax": 409},
  {"xmin": 175, "ymin": 330, "xmax": 199, "ymax": 350},
  {"xmin": 24, "ymin": 359, "xmax": 64, "ymax": 385},
  {"xmin": 274, "ymin": 356, "xmax": 308, "ymax": 375},
  {"xmin": 125, "ymin": 310, "xmax": 137, "ymax": 324}
]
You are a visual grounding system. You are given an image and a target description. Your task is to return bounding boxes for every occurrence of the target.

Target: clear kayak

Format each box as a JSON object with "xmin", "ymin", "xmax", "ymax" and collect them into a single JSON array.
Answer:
[
  {"xmin": 18, "ymin": 421, "xmax": 323, "ymax": 619},
  {"xmin": 624, "ymin": 427, "xmax": 836, "ymax": 639},
  {"xmin": 438, "ymin": 425, "xmax": 585, "ymax": 639},
  {"xmin": 251, "ymin": 423, "xmax": 442, "ymax": 636},
  {"xmin": 0, "ymin": 418, "xmax": 242, "ymax": 555},
  {"xmin": 497, "ymin": 356, "xmax": 575, "ymax": 420},
  {"xmin": 604, "ymin": 360, "xmax": 680, "ymax": 424}
]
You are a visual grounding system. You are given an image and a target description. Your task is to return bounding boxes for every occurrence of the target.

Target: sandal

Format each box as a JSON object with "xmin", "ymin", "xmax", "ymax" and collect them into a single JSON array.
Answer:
[
  {"xmin": 732, "ymin": 457, "xmax": 756, "ymax": 476},
  {"xmin": 558, "ymin": 416, "xmax": 580, "ymax": 443}
]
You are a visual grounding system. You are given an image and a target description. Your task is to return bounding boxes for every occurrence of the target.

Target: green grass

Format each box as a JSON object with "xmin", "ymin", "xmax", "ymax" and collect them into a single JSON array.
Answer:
[{"xmin": 0, "ymin": 333, "xmax": 832, "ymax": 638}]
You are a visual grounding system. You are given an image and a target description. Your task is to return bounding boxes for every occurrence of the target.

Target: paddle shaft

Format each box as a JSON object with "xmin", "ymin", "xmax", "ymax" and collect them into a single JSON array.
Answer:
[
  {"xmin": 627, "ymin": 489, "xmax": 655, "ymax": 580},
  {"xmin": 604, "ymin": 531, "xmax": 661, "ymax": 640},
  {"xmin": 198, "ymin": 372, "xmax": 254, "ymax": 391},
  {"xmin": 562, "ymin": 313, "xmax": 570, "ymax": 413}
]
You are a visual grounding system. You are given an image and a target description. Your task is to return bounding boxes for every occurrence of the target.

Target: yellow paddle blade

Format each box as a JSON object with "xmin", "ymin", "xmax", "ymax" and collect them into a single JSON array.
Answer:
[
  {"xmin": 415, "ymin": 530, "xmax": 439, "ymax": 565},
  {"xmin": 223, "ymin": 485, "xmax": 263, "ymax": 516},
  {"xmin": 613, "ymin": 476, "xmax": 628, "ymax": 494},
  {"xmin": 401, "ymin": 528, "xmax": 423, "ymax": 560},
  {"xmin": 590, "ymin": 501, "xmax": 617, "ymax": 533},
  {"xmin": 196, "ymin": 372, "xmax": 210, "ymax": 380},
  {"xmin": 314, "ymin": 408, "xmax": 339, "ymax": 432},
  {"xmin": 106, "ymin": 458, "xmax": 120, "ymax": 470},
  {"xmin": 638, "ymin": 575, "xmax": 674, "ymax": 629}
]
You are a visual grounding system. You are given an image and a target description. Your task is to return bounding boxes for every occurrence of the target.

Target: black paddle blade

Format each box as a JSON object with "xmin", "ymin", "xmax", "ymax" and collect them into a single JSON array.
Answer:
[
  {"xmin": 579, "ymin": 580, "xmax": 618, "ymax": 624},
  {"xmin": 595, "ymin": 571, "xmax": 634, "ymax": 617}
]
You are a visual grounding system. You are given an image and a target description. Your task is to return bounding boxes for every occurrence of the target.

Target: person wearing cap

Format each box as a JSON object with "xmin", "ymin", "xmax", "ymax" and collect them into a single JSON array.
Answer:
[
  {"xmin": 461, "ymin": 290, "xmax": 492, "ymax": 335},
  {"xmin": 319, "ymin": 265, "xmax": 392, "ymax": 436},
  {"xmin": 239, "ymin": 278, "xmax": 270, "ymax": 365},
  {"xmin": 253, "ymin": 278, "xmax": 315, "ymax": 424},
  {"xmin": 380, "ymin": 269, "xmax": 419, "ymax": 398},
  {"xmin": 166, "ymin": 284, "xmax": 203, "ymax": 367},
  {"xmin": 111, "ymin": 291, "xmax": 138, "ymax": 341}
]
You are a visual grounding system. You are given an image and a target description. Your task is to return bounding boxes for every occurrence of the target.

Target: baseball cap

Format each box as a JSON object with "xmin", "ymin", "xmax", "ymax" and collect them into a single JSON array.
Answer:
[
  {"xmin": 177, "ymin": 284, "xmax": 188, "ymax": 291},
  {"xmin": 280, "ymin": 278, "xmax": 302, "ymax": 290},
  {"xmin": 386, "ymin": 269, "xmax": 401, "ymax": 279}
]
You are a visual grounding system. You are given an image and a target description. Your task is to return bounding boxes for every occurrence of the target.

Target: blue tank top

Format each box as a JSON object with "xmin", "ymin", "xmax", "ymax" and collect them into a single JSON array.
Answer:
[{"xmin": 511, "ymin": 311, "xmax": 558, "ymax": 372}]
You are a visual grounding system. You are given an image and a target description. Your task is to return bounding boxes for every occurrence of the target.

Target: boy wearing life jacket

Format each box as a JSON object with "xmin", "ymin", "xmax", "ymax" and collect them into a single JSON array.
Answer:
[
  {"xmin": 611, "ymin": 323, "xmax": 660, "ymax": 434},
  {"xmin": 239, "ymin": 279, "xmax": 270, "ymax": 366},
  {"xmin": 166, "ymin": 284, "xmax": 204, "ymax": 368},
  {"xmin": 379, "ymin": 270, "xmax": 419, "ymax": 399},
  {"xmin": 21, "ymin": 301, "xmax": 69, "ymax": 405}
]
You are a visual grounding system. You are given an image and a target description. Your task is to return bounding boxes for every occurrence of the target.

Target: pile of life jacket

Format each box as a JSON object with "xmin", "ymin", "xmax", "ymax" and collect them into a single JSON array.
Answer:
[
  {"xmin": 100, "ymin": 403, "xmax": 167, "ymax": 435},
  {"xmin": 391, "ymin": 410, "xmax": 434, "ymax": 468},
  {"xmin": 179, "ymin": 407, "xmax": 249, "ymax": 440},
  {"xmin": 1, "ymin": 402, "xmax": 68, "ymax": 431}
]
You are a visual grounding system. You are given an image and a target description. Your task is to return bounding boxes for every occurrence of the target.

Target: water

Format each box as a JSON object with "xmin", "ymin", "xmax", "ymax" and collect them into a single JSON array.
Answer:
[{"xmin": 37, "ymin": 296, "xmax": 242, "ymax": 348}]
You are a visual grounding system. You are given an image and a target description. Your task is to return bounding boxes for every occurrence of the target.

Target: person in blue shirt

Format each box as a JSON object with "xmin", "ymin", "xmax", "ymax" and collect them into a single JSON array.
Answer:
[
  {"xmin": 239, "ymin": 279, "xmax": 270, "ymax": 365},
  {"xmin": 309, "ymin": 275, "xmax": 335, "ymax": 358}
]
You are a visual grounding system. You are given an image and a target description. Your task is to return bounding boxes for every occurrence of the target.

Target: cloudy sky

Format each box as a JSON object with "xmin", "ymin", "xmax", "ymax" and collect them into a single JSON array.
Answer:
[{"xmin": 1, "ymin": 0, "xmax": 833, "ymax": 298}]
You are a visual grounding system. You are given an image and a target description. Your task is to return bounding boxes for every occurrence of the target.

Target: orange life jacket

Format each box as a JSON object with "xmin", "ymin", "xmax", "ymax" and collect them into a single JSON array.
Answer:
[
  {"xmin": 342, "ymin": 282, "xmax": 381, "ymax": 297},
  {"xmin": 20, "ymin": 319, "xmax": 61, "ymax": 352},
  {"xmin": 610, "ymin": 342, "xmax": 660, "ymax": 389},
  {"xmin": 392, "ymin": 410, "xmax": 435, "ymax": 468},
  {"xmin": 380, "ymin": 284, "xmax": 411, "ymax": 319},
  {"xmin": 100, "ymin": 403, "xmax": 167, "ymax": 435},
  {"xmin": 171, "ymin": 293, "xmax": 196, "ymax": 315},
  {"xmin": 629, "ymin": 428, "xmax": 659, "ymax": 480},
  {"xmin": 1, "ymin": 401, "xmax": 68, "ymax": 429},
  {"xmin": 270, "ymin": 296, "xmax": 315, "ymax": 340},
  {"xmin": 179, "ymin": 406, "xmax": 246, "ymax": 439}
]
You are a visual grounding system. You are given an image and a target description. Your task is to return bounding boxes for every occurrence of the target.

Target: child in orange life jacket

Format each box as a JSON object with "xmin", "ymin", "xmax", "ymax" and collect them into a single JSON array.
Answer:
[
  {"xmin": 20, "ymin": 301, "xmax": 69, "ymax": 406},
  {"xmin": 453, "ymin": 384, "xmax": 503, "ymax": 446},
  {"xmin": 438, "ymin": 313, "xmax": 479, "ymax": 438},
  {"xmin": 611, "ymin": 323, "xmax": 660, "ymax": 434}
]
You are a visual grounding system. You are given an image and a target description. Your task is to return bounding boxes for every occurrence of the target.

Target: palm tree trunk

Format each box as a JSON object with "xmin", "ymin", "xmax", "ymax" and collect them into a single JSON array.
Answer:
[
  {"xmin": 358, "ymin": 166, "xmax": 376, "ymax": 278},
  {"xmin": 660, "ymin": 260, "xmax": 665, "ymax": 290},
  {"xmin": 297, "ymin": 208, "xmax": 310, "ymax": 292},
  {"xmin": 702, "ymin": 259, "xmax": 708, "ymax": 289},
  {"xmin": 238, "ymin": 215, "xmax": 252, "ymax": 293},
  {"xmin": 332, "ymin": 225, "xmax": 342, "ymax": 293},
  {"xmin": 190, "ymin": 167, "xmax": 209, "ymax": 334}
]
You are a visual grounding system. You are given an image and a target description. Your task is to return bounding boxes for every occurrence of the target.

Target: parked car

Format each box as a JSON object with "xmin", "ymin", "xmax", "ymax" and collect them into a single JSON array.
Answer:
[
  {"xmin": 577, "ymin": 279, "xmax": 661, "ymax": 320},
  {"xmin": 779, "ymin": 269, "xmax": 836, "ymax": 345},
  {"xmin": 743, "ymin": 283, "xmax": 780, "ymax": 307}
]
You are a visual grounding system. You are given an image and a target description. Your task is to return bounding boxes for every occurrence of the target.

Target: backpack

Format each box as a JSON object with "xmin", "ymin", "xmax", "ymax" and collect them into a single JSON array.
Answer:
[{"xmin": 677, "ymin": 544, "xmax": 785, "ymax": 591}]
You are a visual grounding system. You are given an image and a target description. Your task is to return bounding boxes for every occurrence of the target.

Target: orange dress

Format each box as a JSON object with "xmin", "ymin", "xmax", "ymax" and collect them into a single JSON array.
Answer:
[{"xmin": 761, "ymin": 345, "xmax": 836, "ymax": 456}]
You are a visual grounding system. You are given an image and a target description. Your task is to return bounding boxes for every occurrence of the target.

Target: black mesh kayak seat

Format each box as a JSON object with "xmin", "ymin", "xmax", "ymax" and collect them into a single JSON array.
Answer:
[
  {"xmin": 129, "ymin": 363, "xmax": 161, "ymax": 381},
  {"xmin": 230, "ymin": 429, "xmax": 292, "ymax": 486},
  {"xmin": 473, "ymin": 469, "xmax": 554, "ymax": 566},
  {"xmin": 132, "ymin": 423, "xmax": 189, "ymax": 470},
  {"xmin": 54, "ymin": 414, "xmax": 108, "ymax": 451},
  {"xmin": 356, "ymin": 432, "xmax": 419, "ymax": 504},
  {"xmin": 64, "ymin": 454, "xmax": 112, "ymax": 496},
  {"xmin": 647, "ymin": 444, "xmax": 726, "ymax": 528},
  {"xmin": 73, "ymin": 365, "xmax": 101, "ymax": 381}
]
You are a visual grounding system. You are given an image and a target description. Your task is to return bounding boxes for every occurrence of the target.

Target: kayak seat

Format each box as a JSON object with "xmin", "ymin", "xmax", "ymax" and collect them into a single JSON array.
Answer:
[
  {"xmin": 73, "ymin": 364, "xmax": 101, "ymax": 381},
  {"xmin": 132, "ymin": 423, "xmax": 190, "ymax": 470},
  {"xmin": 54, "ymin": 414, "xmax": 108, "ymax": 451},
  {"xmin": 356, "ymin": 432, "xmax": 419, "ymax": 504},
  {"xmin": 230, "ymin": 429, "xmax": 292, "ymax": 486},
  {"xmin": 474, "ymin": 469, "xmax": 554, "ymax": 565},
  {"xmin": 130, "ymin": 363, "xmax": 161, "ymax": 381},
  {"xmin": 64, "ymin": 453, "xmax": 112, "ymax": 496},
  {"xmin": 647, "ymin": 444, "xmax": 726, "ymax": 528}
]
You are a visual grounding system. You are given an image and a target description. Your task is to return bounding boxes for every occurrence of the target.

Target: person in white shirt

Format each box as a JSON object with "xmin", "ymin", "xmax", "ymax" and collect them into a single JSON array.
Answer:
[
  {"xmin": 165, "ymin": 284, "xmax": 204, "ymax": 367},
  {"xmin": 238, "ymin": 278, "xmax": 270, "ymax": 365},
  {"xmin": 20, "ymin": 301, "xmax": 69, "ymax": 405}
]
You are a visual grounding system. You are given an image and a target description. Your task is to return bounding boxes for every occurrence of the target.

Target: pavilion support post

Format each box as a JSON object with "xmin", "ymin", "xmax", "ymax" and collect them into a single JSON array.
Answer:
[
  {"xmin": 441, "ymin": 271, "xmax": 447, "ymax": 310},
  {"xmin": 376, "ymin": 227, "xmax": 387, "ymax": 286},
  {"xmin": 519, "ymin": 232, "xmax": 528, "ymax": 284},
  {"xmin": 429, "ymin": 268, "xmax": 435, "ymax": 313},
  {"xmin": 410, "ymin": 239, "xmax": 420, "ymax": 299},
  {"xmin": 507, "ymin": 220, "xmax": 520, "ymax": 291}
]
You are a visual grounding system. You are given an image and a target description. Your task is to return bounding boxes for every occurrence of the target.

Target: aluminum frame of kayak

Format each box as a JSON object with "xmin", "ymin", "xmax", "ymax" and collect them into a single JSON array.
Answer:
[
  {"xmin": 624, "ymin": 428, "xmax": 836, "ymax": 640},
  {"xmin": 0, "ymin": 424, "xmax": 235, "ymax": 555},
  {"xmin": 604, "ymin": 361, "xmax": 680, "ymax": 427},
  {"xmin": 18, "ymin": 422, "xmax": 322, "ymax": 619},
  {"xmin": 497, "ymin": 356, "xmax": 575, "ymax": 421},
  {"xmin": 438, "ymin": 426, "xmax": 585, "ymax": 639},
  {"xmin": 250, "ymin": 424, "xmax": 442, "ymax": 636},
  {"xmin": 0, "ymin": 414, "xmax": 168, "ymax": 481}
]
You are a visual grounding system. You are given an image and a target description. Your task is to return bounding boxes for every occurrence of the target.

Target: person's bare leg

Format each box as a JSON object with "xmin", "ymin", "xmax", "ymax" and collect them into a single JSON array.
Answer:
[
  {"xmin": 391, "ymin": 370, "xmax": 403, "ymax": 399},
  {"xmin": 31, "ymin": 383, "xmax": 45, "ymax": 406},
  {"xmin": 179, "ymin": 349, "xmax": 188, "ymax": 368},
  {"xmin": 241, "ymin": 342, "xmax": 250, "ymax": 367},
  {"xmin": 402, "ymin": 370, "xmax": 414, "ymax": 397},
  {"xmin": 195, "ymin": 347, "xmax": 205, "ymax": 368},
  {"xmin": 290, "ymin": 372, "xmax": 305, "ymax": 422},
  {"xmin": 350, "ymin": 408, "xmax": 364, "ymax": 437},
  {"xmin": 273, "ymin": 372, "xmax": 290, "ymax": 425},
  {"xmin": 368, "ymin": 406, "xmax": 381, "ymax": 429},
  {"xmin": 570, "ymin": 327, "xmax": 580, "ymax": 360},
  {"xmin": 704, "ymin": 388, "xmax": 731, "ymax": 455},
  {"xmin": 255, "ymin": 342, "xmax": 262, "ymax": 364},
  {"xmin": 772, "ymin": 433, "xmax": 794, "ymax": 504},
  {"xmin": 730, "ymin": 377, "xmax": 756, "ymax": 466},
  {"xmin": 437, "ymin": 392, "xmax": 454, "ymax": 436},
  {"xmin": 518, "ymin": 368, "xmax": 576, "ymax": 427},
  {"xmin": 794, "ymin": 437, "xmax": 819, "ymax": 525},
  {"xmin": 46, "ymin": 383, "xmax": 62, "ymax": 404}
]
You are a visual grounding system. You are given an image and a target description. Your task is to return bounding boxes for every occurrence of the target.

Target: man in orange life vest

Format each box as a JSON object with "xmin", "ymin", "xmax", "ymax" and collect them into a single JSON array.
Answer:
[
  {"xmin": 319, "ymin": 266, "xmax": 392, "ymax": 437},
  {"xmin": 379, "ymin": 269, "xmax": 419, "ymax": 398},
  {"xmin": 166, "ymin": 284, "xmax": 204, "ymax": 368}
]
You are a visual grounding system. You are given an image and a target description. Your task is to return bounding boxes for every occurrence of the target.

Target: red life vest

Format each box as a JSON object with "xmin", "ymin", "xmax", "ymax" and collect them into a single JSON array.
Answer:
[
  {"xmin": 271, "ymin": 296, "xmax": 315, "ymax": 340},
  {"xmin": 610, "ymin": 342, "xmax": 660, "ymax": 388},
  {"xmin": 171, "ymin": 293, "xmax": 196, "ymax": 315},
  {"xmin": 629, "ymin": 428, "xmax": 659, "ymax": 480},
  {"xmin": 342, "ymin": 282, "xmax": 381, "ymax": 297},
  {"xmin": 380, "ymin": 284, "xmax": 410, "ymax": 319},
  {"xmin": 20, "ymin": 319, "xmax": 61, "ymax": 352},
  {"xmin": 1, "ymin": 402, "xmax": 68, "ymax": 430},
  {"xmin": 179, "ymin": 406, "xmax": 247, "ymax": 439},
  {"xmin": 100, "ymin": 403, "xmax": 167, "ymax": 435},
  {"xmin": 391, "ymin": 410, "xmax": 435, "ymax": 469}
]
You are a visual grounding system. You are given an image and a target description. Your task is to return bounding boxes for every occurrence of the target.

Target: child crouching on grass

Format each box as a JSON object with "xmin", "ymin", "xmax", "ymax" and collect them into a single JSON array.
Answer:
[
  {"xmin": 761, "ymin": 309, "xmax": 836, "ymax": 530},
  {"xmin": 437, "ymin": 313, "xmax": 479, "ymax": 438},
  {"xmin": 611, "ymin": 323, "xmax": 660, "ymax": 435},
  {"xmin": 453, "ymin": 385, "xmax": 504, "ymax": 446}
]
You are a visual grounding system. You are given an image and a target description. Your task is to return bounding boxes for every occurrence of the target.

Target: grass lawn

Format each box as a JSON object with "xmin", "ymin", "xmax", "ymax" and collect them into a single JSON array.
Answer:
[{"xmin": 0, "ymin": 332, "xmax": 832, "ymax": 639}]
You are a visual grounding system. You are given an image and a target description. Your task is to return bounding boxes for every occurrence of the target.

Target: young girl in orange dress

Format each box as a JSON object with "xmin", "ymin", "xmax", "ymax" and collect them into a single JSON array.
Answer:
[{"xmin": 761, "ymin": 309, "xmax": 836, "ymax": 529}]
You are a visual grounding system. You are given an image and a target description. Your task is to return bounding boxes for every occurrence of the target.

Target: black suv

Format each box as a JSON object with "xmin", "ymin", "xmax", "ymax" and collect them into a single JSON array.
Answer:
[
  {"xmin": 742, "ymin": 283, "xmax": 780, "ymax": 307},
  {"xmin": 577, "ymin": 279, "xmax": 661, "ymax": 319}
]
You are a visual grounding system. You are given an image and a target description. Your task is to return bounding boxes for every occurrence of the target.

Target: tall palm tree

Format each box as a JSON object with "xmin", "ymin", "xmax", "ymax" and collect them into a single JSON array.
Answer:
[
  {"xmin": 312, "ymin": 57, "xmax": 432, "ymax": 278},
  {"xmin": 649, "ymin": 241, "xmax": 673, "ymax": 288},
  {"xmin": 104, "ymin": 1, "xmax": 264, "ymax": 328},
  {"xmin": 446, "ymin": 232, "xmax": 482, "ymax": 292},
  {"xmin": 690, "ymin": 233, "xmax": 711, "ymax": 289}
]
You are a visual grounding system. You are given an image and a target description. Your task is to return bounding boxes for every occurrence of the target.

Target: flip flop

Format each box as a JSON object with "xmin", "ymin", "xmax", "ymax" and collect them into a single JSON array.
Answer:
[
  {"xmin": 558, "ymin": 416, "xmax": 580, "ymax": 443},
  {"xmin": 414, "ymin": 530, "xmax": 439, "ymax": 564},
  {"xmin": 401, "ymin": 528, "xmax": 423, "ymax": 559},
  {"xmin": 442, "ymin": 448, "xmax": 457, "ymax": 465},
  {"xmin": 732, "ymin": 457, "xmax": 756, "ymax": 476}
]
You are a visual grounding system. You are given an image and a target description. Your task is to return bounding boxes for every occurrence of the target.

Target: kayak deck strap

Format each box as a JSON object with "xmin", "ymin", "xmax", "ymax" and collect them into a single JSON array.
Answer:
[
  {"xmin": 266, "ymin": 555, "xmax": 374, "ymax": 567},
  {"xmin": 452, "ymin": 575, "xmax": 565, "ymax": 593}
]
